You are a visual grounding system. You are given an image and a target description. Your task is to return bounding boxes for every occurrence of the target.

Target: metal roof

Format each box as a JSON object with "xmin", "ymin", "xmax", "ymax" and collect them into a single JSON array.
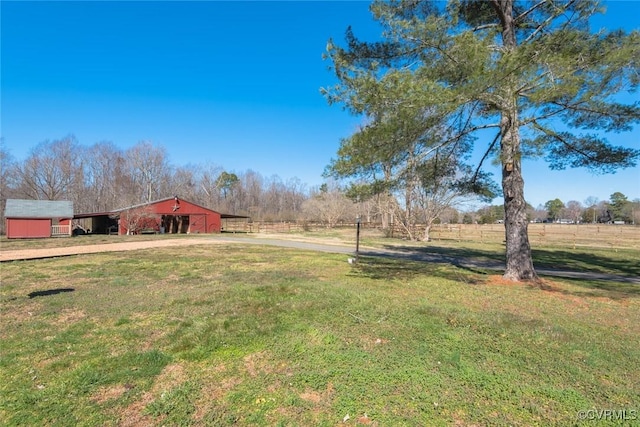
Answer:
[
  {"xmin": 4, "ymin": 199, "xmax": 74, "ymax": 219},
  {"xmin": 111, "ymin": 196, "xmax": 222, "ymax": 215},
  {"xmin": 111, "ymin": 196, "xmax": 181, "ymax": 213}
]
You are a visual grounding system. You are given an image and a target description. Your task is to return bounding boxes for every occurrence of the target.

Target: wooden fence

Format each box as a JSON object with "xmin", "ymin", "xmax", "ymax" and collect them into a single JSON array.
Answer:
[
  {"xmin": 427, "ymin": 223, "xmax": 639, "ymax": 249},
  {"xmin": 222, "ymin": 221, "xmax": 314, "ymax": 234},
  {"xmin": 223, "ymin": 220, "xmax": 639, "ymax": 250}
]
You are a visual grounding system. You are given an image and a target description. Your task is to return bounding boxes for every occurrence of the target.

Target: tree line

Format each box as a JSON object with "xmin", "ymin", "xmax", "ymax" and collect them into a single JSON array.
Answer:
[
  {"xmin": 471, "ymin": 193, "xmax": 640, "ymax": 225},
  {"xmin": 0, "ymin": 136, "xmax": 387, "ymax": 234},
  {"xmin": 0, "ymin": 134, "xmax": 496, "ymax": 238},
  {"xmin": 0, "ymin": 136, "xmax": 309, "ymax": 222},
  {"xmin": 1, "ymin": 135, "xmax": 635, "ymax": 237}
]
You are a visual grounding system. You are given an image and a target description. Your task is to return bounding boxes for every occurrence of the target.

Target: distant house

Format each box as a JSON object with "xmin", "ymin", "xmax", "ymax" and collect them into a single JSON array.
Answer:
[
  {"xmin": 4, "ymin": 199, "xmax": 74, "ymax": 239},
  {"xmin": 556, "ymin": 219, "xmax": 574, "ymax": 224}
]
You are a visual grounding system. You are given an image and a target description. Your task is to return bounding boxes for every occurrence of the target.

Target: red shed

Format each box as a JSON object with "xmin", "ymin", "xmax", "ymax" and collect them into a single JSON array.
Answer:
[
  {"xmin": 114, "ymin": 197, "xmax": 222, "ymax": 235},
  {"xmin": 4, "ymin": 199, "xmax": 74, "ymax": 239}
]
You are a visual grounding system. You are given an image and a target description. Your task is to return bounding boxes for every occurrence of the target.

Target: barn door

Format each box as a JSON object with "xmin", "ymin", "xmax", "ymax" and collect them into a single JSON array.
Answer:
[{"xmin": 189, "ymin": 215, "xmax": 206, "ymax": 234}]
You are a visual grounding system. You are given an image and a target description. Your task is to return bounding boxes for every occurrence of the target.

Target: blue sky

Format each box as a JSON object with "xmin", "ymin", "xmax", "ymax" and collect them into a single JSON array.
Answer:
[{"xmin": 2, "ymin": 0, "xmax": 638, "ymax": 208}]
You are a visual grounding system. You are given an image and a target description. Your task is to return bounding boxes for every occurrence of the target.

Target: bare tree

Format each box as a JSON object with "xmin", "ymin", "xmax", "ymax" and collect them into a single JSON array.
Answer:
[
  {"xmin": 168, "ymin": 165, "xmax": 201, "ymax": 204},
  {"xmin": 241, "ymin": 170, "xmax": 265, "ymax": 219},
  {"xmin": 302, "ymin": 182, "xmax": 355, "ymax": 228},
  {"xmin": 15, "ymin": 135, "xmax": 84, "ymax": 202},
  {"xmin": 82, "ymin": 141, "xmax": 127, "ymax": 212},
  {"xmin": 281, "ymin": 177, "xmax": 307, "ymax": 221},
  {"xmin": 124, "ymin": 141, "xmax": 170, "ymax": 204},
  {"xmin": 119, "ymin": 205, "xmax": 158, "ymax": 235},
  {"xmin": 584, "ymin": 197, "xmax": 599, "ymax": 224},
  {"xmin": 199, "ymin": 162, "xmax": 224, "ymax": 209},
  {"xmin": 564, "ymin": 201, "xmax": 583, "ymax": 224},
  {"xmin": 0, "ymin": 140, "xmax": 18, "ymax": 234}
]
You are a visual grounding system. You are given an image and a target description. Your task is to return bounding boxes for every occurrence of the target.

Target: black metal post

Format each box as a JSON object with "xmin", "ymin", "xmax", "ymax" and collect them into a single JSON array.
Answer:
[{"xmin": 355, "ymin": 216, "xmax": 361, "ymax": 263}]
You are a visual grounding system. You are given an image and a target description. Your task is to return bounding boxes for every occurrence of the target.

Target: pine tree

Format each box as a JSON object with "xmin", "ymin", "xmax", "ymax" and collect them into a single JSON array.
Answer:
[{"xmin": 323, "ymin": 0, "xmax": 640, "ymax": 281}]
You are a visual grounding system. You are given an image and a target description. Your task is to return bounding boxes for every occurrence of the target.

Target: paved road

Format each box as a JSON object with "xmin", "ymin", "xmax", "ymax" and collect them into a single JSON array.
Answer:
[{"xmin": 1, "ymin": 234, "xmax": 638, "ymax": 284}]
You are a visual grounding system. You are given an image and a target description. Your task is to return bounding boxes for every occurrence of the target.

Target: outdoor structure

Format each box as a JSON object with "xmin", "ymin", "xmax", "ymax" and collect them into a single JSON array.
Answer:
[
  {"xmin": 73, "ymin": 196, "xmax": 249, "ymax": 235},
  {"xmin": 72, "ymin": 211, "xmax": 119, "ymax": 235},
  {"xmin": 4, "ymin": 199, "xmax": 74, "ymax": 239},
  {"xmin": 108, "ymin": 196, "xmax": 224, "ymax": 235},
  {"xmin": 114, "ymin": 197, "xmax": 220, "ymax": 235}
]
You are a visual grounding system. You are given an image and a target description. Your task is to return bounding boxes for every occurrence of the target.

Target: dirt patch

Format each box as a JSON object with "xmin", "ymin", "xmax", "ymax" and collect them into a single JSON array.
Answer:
[
  {"xmin": 54, "ymin": 308, "xmax": 87, "ymax": 325},
  {"xmin": 91, "ymin": 384, "xmax": 132, "ymax": 404},
  {"xmin": 117, "ymin": 363, "xmax": 187, "ymax": 426},
  {"xmin": 244, "ymin": 350, "xmax": 283, "ymax": 377},
  {"xmin": 0, "ymin": 300, "xmax": 42, "ymax": 334},
  {"xmin": 299, "ymin": 382, "xmax": 334, "ymax": 405},
  {"xmin": 483, "ymin": 275, "xmax": 525, "ymax": 286},
  {"xmin": 483, "ymin": 275, "xmax": 565, "ymax": 290},
  {"xmin": 192, "ymin": 364, "xmax": 241, "ymax": 423}
]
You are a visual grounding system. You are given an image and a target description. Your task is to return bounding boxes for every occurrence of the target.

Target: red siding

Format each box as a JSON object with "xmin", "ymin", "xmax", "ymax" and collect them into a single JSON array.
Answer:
[
  {"xmin": 189, "ymin": 214, "xmax": 206, "ymax": 234},
  {"xmin": 118, "ymin": 198, "xmax": 222, "ymax": 235},
  {"xmin": 6, "ymin": 218, "xmax": 51, "ymax": 239}
]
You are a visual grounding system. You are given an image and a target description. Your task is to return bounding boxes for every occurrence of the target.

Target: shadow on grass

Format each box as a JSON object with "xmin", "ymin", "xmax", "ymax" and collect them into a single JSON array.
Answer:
[
  {"xmin": 355, "ymin": 245, "xmax": 640, "ymax": 300},
  {"xmin": 536, "ymin": 278, "xmax": 640, "ymax": 300},
  {"xmin": 28, "ymin": 288, "xmax": 75, "ymax": 299},
  {"xmin": 533, "ymin": 248, "xmax": 640, "ymax": 299},
  {"xmin": 350, "ymin": 255, "xmax": 487, "ymax": 285},
  {"xmin": 531, "ymin": 248, "xmax": 640, "ymax": 277},
  {"xmin": 379, "ymin": 243, "xmax": 639, "ymax": 278},
  {"xmin": 381, "ymin": 243, "xmax": 504, "ymax": 264}
]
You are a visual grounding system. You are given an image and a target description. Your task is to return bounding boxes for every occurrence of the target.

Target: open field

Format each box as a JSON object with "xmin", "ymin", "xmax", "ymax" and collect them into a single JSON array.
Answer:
[
  {"xmin": 215, "ymin": 222, "xmax": 640, "ymax": 250},
  {"xmin": 428, "ymin": 223, "xmax": 640, "ymax": 250},
  {"xmin": 1, "ymin": 239, "xmax": 638, "ymax": 425}
]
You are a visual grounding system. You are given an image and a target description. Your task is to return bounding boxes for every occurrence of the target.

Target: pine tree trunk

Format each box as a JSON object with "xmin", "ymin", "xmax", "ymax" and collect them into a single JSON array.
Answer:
[
  {"xmin": 494, "ymin": 0, "xmax": 538, "ymax": 282},
  {"xmin": 500, "ymin": 109, "xmax": 538, "ymax": 281}
]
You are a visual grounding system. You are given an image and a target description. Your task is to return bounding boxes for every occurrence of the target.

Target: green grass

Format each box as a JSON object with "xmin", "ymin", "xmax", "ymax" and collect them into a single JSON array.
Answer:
[{"xmin": 1, "ymin": 243, "xmax": 638, "ymax": 426}]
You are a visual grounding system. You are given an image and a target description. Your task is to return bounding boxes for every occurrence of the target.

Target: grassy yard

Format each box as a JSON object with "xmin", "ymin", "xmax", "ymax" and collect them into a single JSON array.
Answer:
[{"xmin": 1, "ymin": 241, "xmax": 638, "ymax": 426}]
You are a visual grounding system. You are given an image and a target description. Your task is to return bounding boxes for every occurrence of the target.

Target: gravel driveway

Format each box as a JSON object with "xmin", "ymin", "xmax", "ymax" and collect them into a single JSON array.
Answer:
[{"xmin": 0, "ymin": 235, "xmax": 354, "ymax": 263}]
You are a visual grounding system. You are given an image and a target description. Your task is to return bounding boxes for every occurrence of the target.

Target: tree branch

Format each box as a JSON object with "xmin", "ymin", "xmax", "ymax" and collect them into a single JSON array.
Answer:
[
  {"xmin": 515, "ymin": 0, "xmax": 548, "ymax": 23},
  {"xmin": 472, "ymin": 23, "xmax": 499, "ymax": 32},
  {"xmin": 524, "ymin": 0, "xmax": 578, "ymax": 43},
  {"xmin": 532, "ymin": 121, "xmax": 600, "ymax": 163},
  {"xmin": 472, "ymin": 131, "xmax": 500, "ymax": 184}
]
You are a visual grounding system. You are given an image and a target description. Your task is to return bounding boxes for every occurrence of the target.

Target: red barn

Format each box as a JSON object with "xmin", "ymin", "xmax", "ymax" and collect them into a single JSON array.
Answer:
[
  {"xmin": 114, "ymin": 197, "xmax": 222, "ymax": 235},
  {"xmin": 4, "ymin": 199, "xmax": 74, "ymax": 239}
]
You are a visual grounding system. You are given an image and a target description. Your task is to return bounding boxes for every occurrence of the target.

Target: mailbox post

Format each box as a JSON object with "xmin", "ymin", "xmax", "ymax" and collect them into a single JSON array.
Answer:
[{"xmin": 355, "ymin": 216, "xmax": 361, "ymax": 263}]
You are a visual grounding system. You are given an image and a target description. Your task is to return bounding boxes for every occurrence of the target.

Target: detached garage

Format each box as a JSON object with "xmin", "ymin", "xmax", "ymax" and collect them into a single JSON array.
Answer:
[{"xmin": 5, "ymin": 199, "xmax": 74, "ymax": 239}]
